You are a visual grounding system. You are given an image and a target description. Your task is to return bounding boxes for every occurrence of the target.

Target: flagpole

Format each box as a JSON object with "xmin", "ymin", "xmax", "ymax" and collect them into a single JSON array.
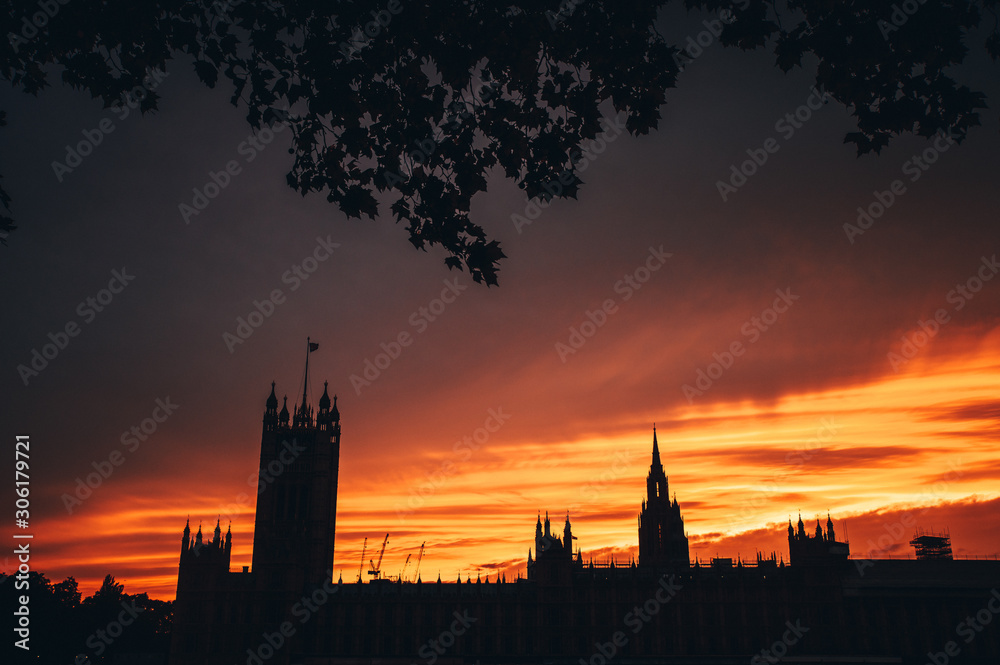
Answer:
[{"xmin": 303, "ymin": 336, "xmax": 310, "ymax": 409}]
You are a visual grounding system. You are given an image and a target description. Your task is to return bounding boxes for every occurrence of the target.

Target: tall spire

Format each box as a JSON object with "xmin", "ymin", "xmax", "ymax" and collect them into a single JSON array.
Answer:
[{"xmin": 645, "ymin": 424, "xmax": 668, "ymax": 502}]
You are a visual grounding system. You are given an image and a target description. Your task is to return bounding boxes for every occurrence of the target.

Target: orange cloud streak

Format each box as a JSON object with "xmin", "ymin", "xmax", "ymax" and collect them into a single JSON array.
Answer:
[{"xmin": 21, "ymin": 329, "xmax": 1000, "ymax": 599}]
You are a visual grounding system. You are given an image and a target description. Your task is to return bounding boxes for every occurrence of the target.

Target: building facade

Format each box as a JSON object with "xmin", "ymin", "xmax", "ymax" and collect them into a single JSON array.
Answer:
[{"xmin": 168, "ymin": 384, "xmax": 1000, "ymax": 665}]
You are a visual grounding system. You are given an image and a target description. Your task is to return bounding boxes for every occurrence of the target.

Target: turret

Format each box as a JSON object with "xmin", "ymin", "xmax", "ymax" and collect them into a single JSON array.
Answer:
[
  {"xmin": 279, "ymin": 396, "xmax": 290, "ymax": 425},
  {"xmin": 182, "ymin": 518, "xmax": 191, "ymax": 553},
  {"xmin": 318, "ymin": 381, "xmax": 331, "ymax": 412},
  {"xmin": 264, "ymin": 382, "xmax": 279, "ymax": 431},
  {"xmin": 317, "ymin": 381, "xmax": 340, "ymax": 432},
  {"xmin": 827, "ymin": 513, "xmax": 836, "ymax": 541},
  {"xmin": 563, "ymin": 513, "xmax": 573, "ymax": 553}
]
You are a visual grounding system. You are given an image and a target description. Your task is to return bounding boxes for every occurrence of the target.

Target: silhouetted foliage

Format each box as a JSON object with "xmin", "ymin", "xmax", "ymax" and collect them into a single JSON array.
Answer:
[
  {"xmin": 1, "ymin": 570, "xmax": 172, "ymax": 663},
  {"xmin": 688, "ymin": 0, "xmax": 996, "ymax": 154},
  {"xmin": 2, "ymin": 1, "xmax": 997, "ymax": 281}
]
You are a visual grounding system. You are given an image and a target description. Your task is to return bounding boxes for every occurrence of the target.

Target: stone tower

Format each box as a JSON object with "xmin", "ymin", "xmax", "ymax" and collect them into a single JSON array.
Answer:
[{"xmin": 637, "ymin": 426, "xmax": 689, "ymax": 568}]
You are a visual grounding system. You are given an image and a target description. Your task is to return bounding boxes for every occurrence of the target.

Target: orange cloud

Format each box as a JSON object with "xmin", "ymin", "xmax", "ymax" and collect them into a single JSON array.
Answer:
[{"xmin": 19, "ymin": 328, "xmax": 1000, "ymax": 600}]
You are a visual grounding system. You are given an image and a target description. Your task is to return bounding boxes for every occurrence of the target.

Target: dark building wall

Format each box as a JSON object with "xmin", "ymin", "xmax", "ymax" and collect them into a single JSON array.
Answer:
[
  {"xmin": 169, "ymin": 390, "xmax": 1000, "ymax": 665},
  {"xmin": 287, "ymin": 561, "xmax": 1000, "ymax": 664}
]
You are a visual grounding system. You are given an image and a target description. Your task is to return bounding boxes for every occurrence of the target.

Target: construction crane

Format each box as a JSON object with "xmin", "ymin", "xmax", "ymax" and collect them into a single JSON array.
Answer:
[
  {"xmin": 400, "ymin": 553, "xmax": 412, "ymax": 582},
  {"xmin": 367, "ymin": 534, "xmax": 389, "ymax": 580},
  {"xmin": 413, "ymin": 542, "xmax": 425, "ymax": 582},
  {"xmin": 356, "ymin": 537, "xmax": 367, "ymax": 583}
]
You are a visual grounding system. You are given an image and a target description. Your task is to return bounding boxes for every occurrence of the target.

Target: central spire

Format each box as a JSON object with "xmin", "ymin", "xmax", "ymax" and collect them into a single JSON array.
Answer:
[{"xmin": 646, "ymin": 425, "xmax": 668, "ymax": 502}]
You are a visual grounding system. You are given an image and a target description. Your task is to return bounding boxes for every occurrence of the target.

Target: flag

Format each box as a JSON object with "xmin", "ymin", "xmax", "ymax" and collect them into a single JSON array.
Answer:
[{"xmin": 309, "ymin": 342, "xmax": 319, "ymax": 352}]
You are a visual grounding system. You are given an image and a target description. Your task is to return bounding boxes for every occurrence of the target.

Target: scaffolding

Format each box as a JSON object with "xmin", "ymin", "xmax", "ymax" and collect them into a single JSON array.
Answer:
[{"xmin": 909, "ymin": 528, "xmax": 953, "ymax": 560}]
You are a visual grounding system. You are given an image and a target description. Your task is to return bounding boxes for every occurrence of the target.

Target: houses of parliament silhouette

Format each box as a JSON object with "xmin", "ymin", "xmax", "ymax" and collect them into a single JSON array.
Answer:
[{"xmin": 169, "ymin": 375, "xmax": 1000, "ymax": 665}]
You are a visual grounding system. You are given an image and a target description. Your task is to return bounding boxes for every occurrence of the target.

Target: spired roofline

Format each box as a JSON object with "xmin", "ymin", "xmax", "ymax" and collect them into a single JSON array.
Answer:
[{"xmin": 266, "ymin": 378, "xmax": 340, "ymax": 431}]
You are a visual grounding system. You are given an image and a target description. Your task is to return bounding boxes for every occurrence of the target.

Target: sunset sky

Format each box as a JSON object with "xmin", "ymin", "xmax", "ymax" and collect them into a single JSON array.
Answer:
[{"xmin": 2, "ymin": 5, "xmax": 999, "ymax": 600}]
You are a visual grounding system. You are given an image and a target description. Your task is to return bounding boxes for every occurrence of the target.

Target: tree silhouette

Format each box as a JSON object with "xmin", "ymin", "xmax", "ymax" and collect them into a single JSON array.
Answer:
[
  {"xmin": 0, "ymin": 570, "xmax": 172, "ymax": 663},
  {"xmin": 2, "ymin": 1, "xmax": 997, "ymax": 282},
  {"xmin": 84, "ymin": 573, "xmax": 125, "ymax": 608}
]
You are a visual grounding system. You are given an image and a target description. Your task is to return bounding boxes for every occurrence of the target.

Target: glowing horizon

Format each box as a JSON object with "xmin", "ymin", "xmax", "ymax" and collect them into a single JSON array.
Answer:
[{"xmin": 24, "ymin": 326, "xmax": 1000, "ymax": 600}]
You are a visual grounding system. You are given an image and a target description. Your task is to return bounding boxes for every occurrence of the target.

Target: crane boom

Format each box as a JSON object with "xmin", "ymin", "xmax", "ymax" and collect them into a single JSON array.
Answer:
[
  {"xmin": 357, "ymin": 537, "xmax": 367, "ymax": 583},
  {"xmin": 414, "ymin": 542, "xmax": 425, "ymax": 582},
  {"xmin": 400, "ymin": 553, "xmax": 412, "ymax": 581},
  {"xmin": 367, "ymin": 533, "xmax": 389, "ymax": 579}
]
